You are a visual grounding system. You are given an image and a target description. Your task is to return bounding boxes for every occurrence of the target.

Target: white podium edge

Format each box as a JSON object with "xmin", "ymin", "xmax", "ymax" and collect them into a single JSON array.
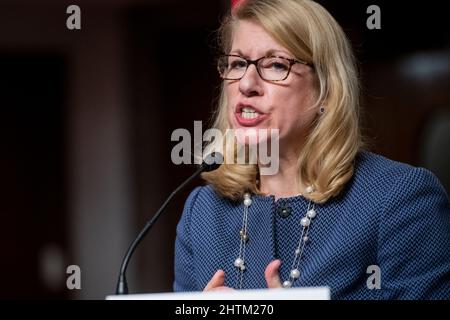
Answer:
[{"xmin": 106, "ymin": 287, "xmax": 330, "ymax": 300}]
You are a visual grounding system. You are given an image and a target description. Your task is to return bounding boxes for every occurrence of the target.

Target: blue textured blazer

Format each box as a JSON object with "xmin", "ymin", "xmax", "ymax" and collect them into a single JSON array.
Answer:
[{"xmin": 173, "ymin": 151, "xmax": 450, "ymax": 299}]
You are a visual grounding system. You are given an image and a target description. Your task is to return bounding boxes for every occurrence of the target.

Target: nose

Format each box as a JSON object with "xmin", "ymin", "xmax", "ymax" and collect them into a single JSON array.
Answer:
[{"xmin": 239, "ymin": 64, "xmax": 263, "ymax": 97}]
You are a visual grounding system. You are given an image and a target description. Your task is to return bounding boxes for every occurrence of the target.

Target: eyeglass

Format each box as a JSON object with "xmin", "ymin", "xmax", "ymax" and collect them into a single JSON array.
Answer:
[{"xmin": 217, "ymin": 54, "xmax": 313, "ymax": 82}]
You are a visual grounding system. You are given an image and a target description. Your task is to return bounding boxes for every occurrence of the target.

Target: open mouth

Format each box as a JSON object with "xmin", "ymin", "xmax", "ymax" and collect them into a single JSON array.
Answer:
[
  {"xmin": 235, "ymin": 104, "xmax": 268, "ymax": 126},
  {"xmin": 241, "ymin": 106, "xmax": 261, "ymax": 119}
]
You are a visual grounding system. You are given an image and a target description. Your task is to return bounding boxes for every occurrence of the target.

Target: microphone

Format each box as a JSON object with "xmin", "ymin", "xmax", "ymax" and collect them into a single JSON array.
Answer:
[{"xmin": 115, "ymin": 152, "xmax": 223, "ymax": 295}]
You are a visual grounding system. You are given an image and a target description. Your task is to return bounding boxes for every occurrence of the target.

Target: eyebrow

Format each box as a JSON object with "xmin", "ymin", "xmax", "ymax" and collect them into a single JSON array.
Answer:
[{"xmin": 229, "ymin": 49, "xmax": 293, "ymax": 59}]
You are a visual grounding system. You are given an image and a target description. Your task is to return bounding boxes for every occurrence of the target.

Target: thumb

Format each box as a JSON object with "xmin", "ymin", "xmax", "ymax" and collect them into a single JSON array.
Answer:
[
  {"xmin": 264, "ymin": 260, "xmax": 283, "ymax": 288},
  {"xmin": 204, "ymin": 270, "xmax": 225, "ymax": 291}
]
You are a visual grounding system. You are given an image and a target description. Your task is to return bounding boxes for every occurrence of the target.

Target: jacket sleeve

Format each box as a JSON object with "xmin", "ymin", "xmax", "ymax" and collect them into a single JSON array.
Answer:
[
  {"xmin": 378, "ymin": 167, "xmax": 450, "ymax": 299},
  {"xmin": 173, "ymin": 186, "xmax": 202, "ymax": 292}
]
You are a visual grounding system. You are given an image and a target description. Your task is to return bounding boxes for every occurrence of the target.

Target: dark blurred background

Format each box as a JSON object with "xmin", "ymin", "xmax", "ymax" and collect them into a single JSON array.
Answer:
[{"xmin": 0, "ymin": 0, "xmax": 449, "ymax": 299}]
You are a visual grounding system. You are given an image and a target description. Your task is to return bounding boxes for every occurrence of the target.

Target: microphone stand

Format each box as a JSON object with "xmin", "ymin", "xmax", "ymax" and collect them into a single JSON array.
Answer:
[{"xmin": 115, "ymin": 153, "xmax": 222, "ymax": 295}]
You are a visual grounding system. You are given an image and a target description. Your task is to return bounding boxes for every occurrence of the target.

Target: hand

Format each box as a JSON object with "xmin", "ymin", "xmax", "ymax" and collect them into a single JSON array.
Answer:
[
  {"xmin": 203, "ymin": 270, "xmax": 235, "ymax": 292},
  {"xmin": 204, "ymin": 260, "xmax": 284, "ymax": 291},
  {"xmin": 264, "ymin": 259, "xmax": 283, "ymax": 288}
]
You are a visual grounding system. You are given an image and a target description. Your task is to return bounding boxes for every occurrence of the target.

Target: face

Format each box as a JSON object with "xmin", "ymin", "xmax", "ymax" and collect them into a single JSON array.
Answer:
[{"xmin": 225, "ymin": 20, "xmax": 317, "ymax": 153}]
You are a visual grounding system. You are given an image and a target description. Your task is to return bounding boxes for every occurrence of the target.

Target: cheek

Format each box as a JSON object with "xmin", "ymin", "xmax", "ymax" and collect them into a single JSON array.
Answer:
[
  {"xmin": 271, "ymin": 89, "xmax": 301, "ymax": 116},
  {"xmin": 225, "ymin": 85, "xmax": 238, "ymax": 123},
  {"xmin": 271, "ymin": 89, "xmax": 315, "ymax": 130}
]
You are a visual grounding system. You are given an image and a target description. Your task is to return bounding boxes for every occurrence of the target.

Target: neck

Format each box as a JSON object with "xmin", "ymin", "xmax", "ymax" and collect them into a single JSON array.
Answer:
[{"xmin": 258, "ymin": 145, "xmax": 304, "ymax": 200}]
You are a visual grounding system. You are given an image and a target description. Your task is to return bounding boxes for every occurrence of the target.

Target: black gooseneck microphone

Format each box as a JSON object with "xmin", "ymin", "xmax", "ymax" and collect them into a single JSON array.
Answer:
[{"xmin": 115, "ymin": 152, "xmax": 223, "ymax": 295}]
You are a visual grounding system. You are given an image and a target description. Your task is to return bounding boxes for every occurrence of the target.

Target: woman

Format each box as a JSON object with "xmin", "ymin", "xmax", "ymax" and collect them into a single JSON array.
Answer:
[{"xmin": 173, "ymin": 0, "xmax": 450, "ymax": 299}]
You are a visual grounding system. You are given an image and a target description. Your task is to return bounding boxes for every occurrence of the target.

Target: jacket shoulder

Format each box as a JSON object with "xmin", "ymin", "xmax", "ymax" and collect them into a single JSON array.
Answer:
[{"xmin": 352, "ymin": 150, "xmax": 443, "ymax": 190}]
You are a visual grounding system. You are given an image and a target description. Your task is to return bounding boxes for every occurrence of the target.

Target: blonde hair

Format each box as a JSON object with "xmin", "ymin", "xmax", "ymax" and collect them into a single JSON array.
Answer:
[{"xmin": 202, "ymin": 0, "xmax": 363, "ymax": 203}]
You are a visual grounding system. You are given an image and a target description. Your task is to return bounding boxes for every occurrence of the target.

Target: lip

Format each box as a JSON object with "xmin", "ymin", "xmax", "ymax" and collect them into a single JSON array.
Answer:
[{"xmin": 235, "ymin": 103, "xmax": 268, "ymax": 127}]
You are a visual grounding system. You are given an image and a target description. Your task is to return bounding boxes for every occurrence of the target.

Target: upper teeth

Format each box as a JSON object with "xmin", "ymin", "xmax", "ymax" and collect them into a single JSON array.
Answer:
[
  {"xmin": 242, "ymin": 107, "xmax": 256, "ymax": 113},
  {"xmin": 241, "ymin": 107, "xmax": 260, "ymax": 119}
]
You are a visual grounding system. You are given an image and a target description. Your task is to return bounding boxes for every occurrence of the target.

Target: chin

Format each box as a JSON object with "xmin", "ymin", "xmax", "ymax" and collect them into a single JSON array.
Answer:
[{"xmin": 233, "ymin": 127, "xmax": 273, "ymax": 147}]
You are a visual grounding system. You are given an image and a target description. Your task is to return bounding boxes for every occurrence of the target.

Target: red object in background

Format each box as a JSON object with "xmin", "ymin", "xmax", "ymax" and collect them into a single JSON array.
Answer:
[{"xmin": 231, "ymin": 0, "xmax": 243, "ymax": 9}]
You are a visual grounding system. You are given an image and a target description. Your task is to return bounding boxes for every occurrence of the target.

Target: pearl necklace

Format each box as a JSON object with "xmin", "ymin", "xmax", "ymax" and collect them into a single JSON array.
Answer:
[{"xmin": 234, "ymin": 186, "xmax": 317, "ymax": 289}]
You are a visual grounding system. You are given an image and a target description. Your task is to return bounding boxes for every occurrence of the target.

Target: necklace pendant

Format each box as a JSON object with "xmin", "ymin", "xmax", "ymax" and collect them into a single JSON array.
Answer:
[
  {"xmin": 239, "ymin": 229, "xmax": 249, "ymax": 242},
  {"xmin": 290, "ymin": 269, "xmax": 300, "ymax": 279},
  {"xmin": 243, "ymin": 193, "xmax": 252, "ymax": 207},
  {"xmin": 307, "ymin": 208, "xmax": 317, "ymax": 219},
  {"xmin": 234, "ymin": 257, "xmax": 245, "ymax": 270},
  {"xmin": 300, "ymin": 217, "xmax": 311, "ymax": 227},
  {"xmin": 237, "ymin": 192, "xmax": 317, "ymax": 290}
]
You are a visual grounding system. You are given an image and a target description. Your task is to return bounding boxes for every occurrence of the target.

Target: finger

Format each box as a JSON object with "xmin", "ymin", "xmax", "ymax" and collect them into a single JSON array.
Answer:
[
  {"xmin": 204, "ymin": 270, "xmax": 225, "ymax": 291},
  {"xmin": 264, "ymin": 260, "xmax": 283, "ymax": 288}
]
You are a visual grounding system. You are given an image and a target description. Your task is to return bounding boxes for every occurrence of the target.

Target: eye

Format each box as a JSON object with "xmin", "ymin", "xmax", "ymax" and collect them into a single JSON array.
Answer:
[
  {"xmin": 229, "ymin": 58, "xmax": 247, "ymax": 70},
  {"xmin": 262, "ymin": 58, "xmax": 289, "ymax": 71},
  {"xmin": 272, "ymin": 62, "xmax": 288, "ymax": 71}
]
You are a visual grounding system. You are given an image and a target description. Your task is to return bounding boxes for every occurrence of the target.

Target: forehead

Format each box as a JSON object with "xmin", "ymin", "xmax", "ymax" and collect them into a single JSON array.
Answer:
[{"xmin": 230, "ymin": 20, "xmax": 291, "ymax": 57}]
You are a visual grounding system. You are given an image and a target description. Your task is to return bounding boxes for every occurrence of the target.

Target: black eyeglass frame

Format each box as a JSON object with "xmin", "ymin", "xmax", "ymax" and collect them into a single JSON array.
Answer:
[{"xmin": 218, "ymin": 54, "xmax": 314, "ymax": 82}]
